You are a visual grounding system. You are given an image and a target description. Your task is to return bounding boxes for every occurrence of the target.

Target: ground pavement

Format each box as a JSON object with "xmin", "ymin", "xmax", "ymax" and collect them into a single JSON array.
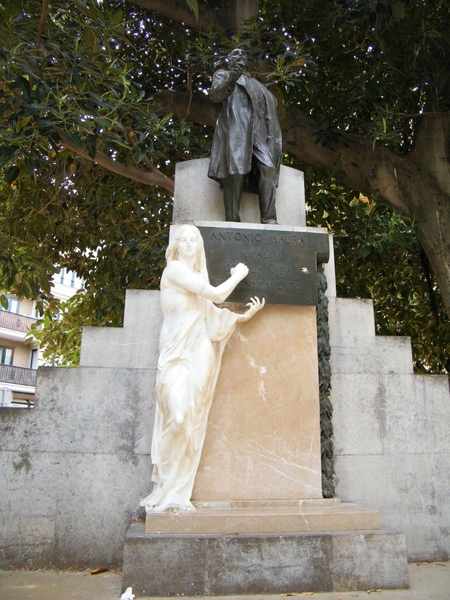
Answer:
[{"xmin": 0, "ymin": 562, "xmax": 449, "ymax": 600}]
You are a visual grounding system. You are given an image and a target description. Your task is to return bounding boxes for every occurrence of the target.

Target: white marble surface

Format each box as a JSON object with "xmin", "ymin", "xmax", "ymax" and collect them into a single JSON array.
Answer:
[{"xmin": 140, "ymin": 225, "xmax": 264, "ymax": 513}]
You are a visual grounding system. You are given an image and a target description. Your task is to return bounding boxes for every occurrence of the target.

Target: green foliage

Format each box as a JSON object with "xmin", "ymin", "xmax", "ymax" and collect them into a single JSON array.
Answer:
[
  {"xmin": 261, "ymin": 0, "xmax": 450, "ymax": 150},
  {"xmin": 28, "ymin": 292, "xmax": 87, "ymax": 366},
  {"xmin": 304, "ymin": 169, "xmax": 450, "ymax": 373},
  {"xmin": 1, "ymin": 0, "xmax": 449, "ymax": 372},
  {"xmin": 0, "ymin": 0, "xmax": 198, "ymax": 179},
  {"xmin": 0, "ymin": 0, "xmax": 207, "ymax": 353}
]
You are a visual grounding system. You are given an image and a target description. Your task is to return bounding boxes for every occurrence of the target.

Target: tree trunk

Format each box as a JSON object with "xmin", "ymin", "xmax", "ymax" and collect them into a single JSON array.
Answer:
[
  {"xmin": 396, "ymin": 115, "xmax": 450, "ymax": 317},
  {"xmin": 284, "ymin": 109, "xmax": 450, "ymax": 317}
]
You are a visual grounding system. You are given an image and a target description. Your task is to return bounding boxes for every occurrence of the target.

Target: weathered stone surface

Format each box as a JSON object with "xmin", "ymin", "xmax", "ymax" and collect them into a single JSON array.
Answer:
[
  {"xmin": 435, "ymin": 453, "xmax": 450, "ymax": 558},
  {"xmin": 334, "ymin": 454, "xmax": 443, "ymax": 561},
  {"xmin": 0, "ymin": 450, "xmax": 58, "ymax": 567},
  {"xmin": 0, "ymin": 367, "xmax": 155, "ymax": 455},
  {"xmin": 173, "ymin": 158, "xmax": 306, "ymax": 227},
  {"xmin": 80, "ymin": 290, "xmax": 161, "ymax": 369},
  {"xmin": 331, "ymin": 373, "xmax": 444, "ymax": 456},
  {"xmin": 144, "ymin": 501, "xmax": 381, "ymax": 535},
  {"xmin": 330, "ymin": 297, "xmax": 450, "ymax": 561},
  {"xmin": 329, "ymin": 297, "xmax": 376, "ymax": 345},
  {"xmin": 122, "ymin": 523, "xmax": 408, "ymax": 596},
  {"xmin": 0, "ymin": 367, "xmax": 154, "ymax": 569},
  {"xmin": 331, "ymin": 531, "xmax": 409, "ymax": 591}
]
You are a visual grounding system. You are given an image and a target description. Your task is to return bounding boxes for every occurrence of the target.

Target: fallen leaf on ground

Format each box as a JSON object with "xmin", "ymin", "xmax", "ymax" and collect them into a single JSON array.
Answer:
[
  {"xmin": 90, "ymin": 567, "xmax": 109, "ymax": 574},
  {"xmin": 367, "ymin": 590, "xmax": 382, "ymax": 594},
  {"xmin": 301, "ymin": 593, "xmax": 314, "ymax": 596}
]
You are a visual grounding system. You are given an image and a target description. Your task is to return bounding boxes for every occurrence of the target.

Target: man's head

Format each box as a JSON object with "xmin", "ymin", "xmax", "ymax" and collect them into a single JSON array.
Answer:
[{"xmin": 227, "ymin": 48, "xmax": 248, "ymax": 71}]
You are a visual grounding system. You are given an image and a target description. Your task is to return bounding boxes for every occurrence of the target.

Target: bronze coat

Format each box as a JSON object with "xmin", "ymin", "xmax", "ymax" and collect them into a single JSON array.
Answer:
[{"xmin": 208, "ymin": 69, "xmax": 282, "ymax": 190}]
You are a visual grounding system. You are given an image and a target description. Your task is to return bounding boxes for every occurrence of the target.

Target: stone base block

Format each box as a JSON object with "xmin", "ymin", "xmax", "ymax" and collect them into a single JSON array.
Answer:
[
  {"xmin": 122, "ymin": 523, "xmax": 408, "ymax": 596},
  {"xmin": 144, "ymin": 500, "xmax": 381, "ymax": 535}
]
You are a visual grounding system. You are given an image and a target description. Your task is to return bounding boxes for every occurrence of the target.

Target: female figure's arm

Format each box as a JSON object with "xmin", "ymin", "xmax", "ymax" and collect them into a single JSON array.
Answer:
[{"xmin": 165, "ymin": 261, "xmax": 250, "ymax": 304}]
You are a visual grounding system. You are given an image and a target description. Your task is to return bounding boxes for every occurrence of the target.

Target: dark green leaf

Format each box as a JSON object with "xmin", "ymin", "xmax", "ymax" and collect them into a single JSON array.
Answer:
[
  {"xmin": 5, "ymin": 165, "xmax": 20, "ymax": 183},
  {"xmin": 0, "ymin": 146, "xmax": 18, "ymax": 168}
]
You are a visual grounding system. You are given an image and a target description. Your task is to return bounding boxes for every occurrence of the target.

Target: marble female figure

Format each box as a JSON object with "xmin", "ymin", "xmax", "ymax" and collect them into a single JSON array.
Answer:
[{"xmin": 140, "ymin": 225, "xmax": 264, "ymax": 513}]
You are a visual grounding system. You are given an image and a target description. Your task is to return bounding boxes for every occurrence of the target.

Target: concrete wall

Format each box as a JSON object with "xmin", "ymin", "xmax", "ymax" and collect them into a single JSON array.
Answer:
[
  {"xmin": 330, "ymin": 297, "xmax": 450, "ymax": 561},
  {"xmin": 0, "ymin": 290, "xmax": 159, "ymax": 569},
  {"xmin": 0, "ymin": 366, "xmax": 155, "ymax": 569},
  {"xmin": 1, "ymin": 290, "xmax": 449, "ymax": 568}
]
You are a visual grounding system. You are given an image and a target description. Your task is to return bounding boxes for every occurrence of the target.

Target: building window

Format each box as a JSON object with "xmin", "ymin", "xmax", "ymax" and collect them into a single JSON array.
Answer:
[
  {"xmin": 1, "ymin": 296, "xmax": 20, "ymax": 314},
  {"xmin": 59, "ymin": 268, "xmax": 83, "ymax": 288},
  {"xmin": 0, "ymin": 346, "xmax": 14, "ymax": 366},
  {"xmin": 30, "ymin": 348, "xmax": 39, "ymax": 370}
]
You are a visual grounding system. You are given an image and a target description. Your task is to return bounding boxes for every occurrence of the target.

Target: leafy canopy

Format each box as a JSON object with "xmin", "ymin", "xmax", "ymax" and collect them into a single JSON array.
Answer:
[{"xmin": 1, "ymin": 0, "xmax": 448, "ymax": 372}]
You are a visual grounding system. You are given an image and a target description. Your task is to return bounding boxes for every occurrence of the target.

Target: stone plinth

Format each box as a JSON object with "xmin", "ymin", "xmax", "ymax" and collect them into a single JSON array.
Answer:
[
  {"xmin": 193, "ymin": 303, "xmax": 323, "ymax": 501},
  {"xmin": 144, "ymin": 500, "xmax": 381, "ymax": 535},
  {"xmin": 123, "ymin": 523, "xmax": 408, "ymax": 597},
  {"xmin": 173, "ymin": 158, "xmax": 306, "ymax": 226}
]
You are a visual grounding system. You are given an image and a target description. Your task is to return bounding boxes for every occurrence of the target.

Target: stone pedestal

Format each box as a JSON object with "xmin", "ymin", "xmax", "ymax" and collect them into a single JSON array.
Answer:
[
  {"xmin": 123, "ymin": 523, "xmax": 408, "ymax": 596},
  {"xmin": 173, "ymin": 159, "xmax": 306, "ymax": 226},
  {"xmin": 121, "ymin": 159, "xmax": 409, "ymax": 596}
]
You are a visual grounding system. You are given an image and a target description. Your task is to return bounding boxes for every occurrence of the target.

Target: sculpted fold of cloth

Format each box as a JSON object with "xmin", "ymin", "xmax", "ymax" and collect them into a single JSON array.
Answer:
[
  {"xmin": 140, "ymin": 225, "xmax": 264, "ymax": 513},
  {"xmin": 208, "ymin": 48, "xmax": 282, "ymax": 224}
]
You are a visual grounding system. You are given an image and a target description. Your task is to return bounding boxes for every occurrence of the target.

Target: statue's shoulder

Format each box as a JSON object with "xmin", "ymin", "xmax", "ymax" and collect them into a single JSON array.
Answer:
[{"xmin": 162, "ymin": 260, "xmax": 181, "ymax": 279}]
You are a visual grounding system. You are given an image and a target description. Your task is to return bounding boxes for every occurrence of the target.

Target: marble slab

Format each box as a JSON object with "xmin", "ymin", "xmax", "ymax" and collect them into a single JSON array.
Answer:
[
  {"xmin": 192, "ymin": 303, "xmax": 323, "ymax": 500},
  {"xmin": 144, "ymin": 501, "xmax": 381, "ymax": 534}
]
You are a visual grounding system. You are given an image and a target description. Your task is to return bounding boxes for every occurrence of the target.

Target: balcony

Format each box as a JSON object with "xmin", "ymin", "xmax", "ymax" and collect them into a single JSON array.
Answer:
[
  {"xmin": 0, "ymin": 310, "xmax": 38, "ymax": 334},
  {"xmin": 0, "ymin": 364, "xmax": 37, "ymax": 387}
]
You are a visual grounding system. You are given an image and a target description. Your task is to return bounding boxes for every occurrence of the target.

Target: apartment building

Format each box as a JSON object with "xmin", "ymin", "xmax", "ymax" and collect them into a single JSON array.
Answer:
[
  {"xmin": 0, "ymin": 269, "xmax": 84, "ymax": 408},
  {"xmin": 0, "ymin": 294, "xmax": 39, "ymax": 407}
]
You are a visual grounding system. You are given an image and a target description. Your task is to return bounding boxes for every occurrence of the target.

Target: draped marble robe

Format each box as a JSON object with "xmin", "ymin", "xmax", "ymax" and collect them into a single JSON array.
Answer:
[
  {"xmin": 140, "ymin": 300, "xmax": 240, "ymax": 512},
  {"xmin": 140, "ymin": 225, "xmax": 263, "ymax": 513}
]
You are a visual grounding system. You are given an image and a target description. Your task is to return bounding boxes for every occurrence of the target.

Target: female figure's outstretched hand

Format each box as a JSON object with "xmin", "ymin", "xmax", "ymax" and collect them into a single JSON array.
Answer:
[{"xmin": 238, "ymin": 296, "xmax": 265, "ymax": 322}]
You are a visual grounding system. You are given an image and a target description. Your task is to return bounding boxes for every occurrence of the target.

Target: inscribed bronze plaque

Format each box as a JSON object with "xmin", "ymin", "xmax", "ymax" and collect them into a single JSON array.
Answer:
[{"xmin": 198, "ymin": 226, "xmax": 329, "ymax": 306}]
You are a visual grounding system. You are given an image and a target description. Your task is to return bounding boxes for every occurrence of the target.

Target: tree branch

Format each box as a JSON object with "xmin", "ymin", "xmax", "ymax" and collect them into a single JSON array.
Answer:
[
  {"xmin": 282, "ymin": 107, "xmax": 412, "ymax": 212},
  {"xmin": 35, "ymin": 0, "xmax": 50, "ymax": 51},
  {"xmin": 58, "ymin": 130, "xmax": 174, "ymax": 193},
  {"xmin": 152, "ymin": 90, "xmax": 219, "ymax": 126},
  {"xmin": 151, "ymin": 89, "xmax": 412, "ymax": 211},
  {"xmin": 127, "ymin": 0, "xmax": 228, "ymax": 33},
  {"xmin": 123, "ymin": 125, "xmax": 160, "ymax": 174}
]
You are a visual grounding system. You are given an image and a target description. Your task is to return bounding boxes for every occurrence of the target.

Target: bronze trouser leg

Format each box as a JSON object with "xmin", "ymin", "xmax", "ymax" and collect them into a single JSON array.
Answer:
[
  {"xmin": 253, "ymin": 160, "xmax": 277, "ymax": 224},
  {"xmin": 222, "ymin": 174, "xmax": 245, "ymax": 222}
]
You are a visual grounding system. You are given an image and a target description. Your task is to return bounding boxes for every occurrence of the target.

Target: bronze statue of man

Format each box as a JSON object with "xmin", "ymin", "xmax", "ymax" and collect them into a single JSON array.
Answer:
[{"xmin": 208, "ymin": 48, "xmax": 282, "ymax": 224}]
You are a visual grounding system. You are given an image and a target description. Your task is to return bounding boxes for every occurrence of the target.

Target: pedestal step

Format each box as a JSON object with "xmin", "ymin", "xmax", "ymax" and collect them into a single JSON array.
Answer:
[
  {"xmin": 144, "ymin": 500, "xmax": 381, "ymax": 535},
  {"xmin": 122, "ymin": 523, "xmax": 409, "ymax": 596}
]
